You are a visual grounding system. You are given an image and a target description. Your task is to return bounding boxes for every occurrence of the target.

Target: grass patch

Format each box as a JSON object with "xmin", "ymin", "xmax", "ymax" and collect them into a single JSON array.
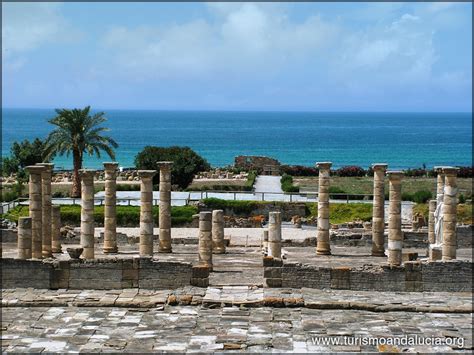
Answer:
[
  {"xmin": 3, "ymin": 204, "xmax": 197, "ymax": 227},
  {"xmin": 412, "ymin": 203, "xmax": 472, "ymax": 225},
  {"xmin": 306, "ymin": 202, "xmax": 373, "ymax": 224},
  {"xmin": 281, "ymin": 174, "xmax": 299, "ymax": 193}
]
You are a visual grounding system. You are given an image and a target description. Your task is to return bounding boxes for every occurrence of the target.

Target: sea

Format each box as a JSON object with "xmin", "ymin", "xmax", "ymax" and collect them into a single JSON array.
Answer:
[{"xmin": 2, "ymin": 108, "xmax": 472, "ymax": 170}]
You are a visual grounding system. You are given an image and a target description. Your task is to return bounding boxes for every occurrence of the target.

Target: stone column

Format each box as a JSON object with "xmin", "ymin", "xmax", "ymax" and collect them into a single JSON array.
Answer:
[
  {"xmin": 52, "ymin": 205, "xmax": 62, "ymax": 253},
  {"xmin": 268, "ymin": 211, "xmax": 282, "ymax": 258},
  {"xmin": 428, "ymin": 199, "xmax": 437, "ymax": 245},
  {"xmin": 17, "ymin": 217, "xmax": 32, "ymax": 260},
  {"xmin": 158, "ymin": 161, "xmax": 173, "ymax": 253},
  {"xmin": 38, "ymin": 163, "xmax": 54, "ymax": 258},
  {"xmin": 433, "ymin": 166, "xmax": 446, "ymax": 245},
  {"xmin": 80, "ymin": 170, "xmax": 96, "ymax": 260},
  {"xmin": 103, "ymin": 162, "xmax": 119, "ymax": 254},
  {"xmin": 371, "ymin": 163, "xmax": 388, "ymax": 256},
  {"xmin": 442, "ymin": 167, "xmax": 458, "ymax": 260},
  {"xmin": 316, "ymin": 162, "xmax": 332, "ymax": 255},
  {"xmin": 387, "ymin": 171, "xmax": 403, "ymax": 266},
  {"xmin": 25, "ymin": 165, "xmax": 45, "ymax": 259},
  {"xmin": 138, "ymin": 170, "xmax": 156, "ymax": 256},
  {"xmin": 212, "ymin": 209, "xmax": 225, "ymax": 254},
  {"xmin": 262, "ymin": 229, "xmax": 269, "ymax": 254},
  {"xmin": 198, "ymin": 211, "xmax": 213, "ymax": 270}
]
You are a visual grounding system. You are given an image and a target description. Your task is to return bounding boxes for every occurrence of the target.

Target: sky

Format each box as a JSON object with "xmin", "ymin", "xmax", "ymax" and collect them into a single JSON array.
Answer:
[{"xmin": 2, "ymin": 2, "xmax": 472, "ymax": 112}]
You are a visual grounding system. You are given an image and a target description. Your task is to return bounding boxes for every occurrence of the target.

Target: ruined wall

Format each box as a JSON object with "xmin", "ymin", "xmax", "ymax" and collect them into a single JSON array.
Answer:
[
  {"xmin": 1, "ymin": 258, "xmax": 209, "ymax": 290},
  {"xmin": 234, "ymin": 156, "xmax": 281, "ymax": 172},
  {"xmin": 263, "ymin": 257, "xmax": 472, "ymax": 292}
]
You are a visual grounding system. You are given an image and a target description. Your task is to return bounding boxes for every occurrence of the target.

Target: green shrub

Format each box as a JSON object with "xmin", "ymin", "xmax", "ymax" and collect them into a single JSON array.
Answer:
[
  {"xmin": 116, "ymin": 184, "xmax": 141, "ymax": 191},
  {"xmin": 134, "ymin": 146, "xmax": 210, "ymax": 189},
  {"xmin": 412, "ymin": 190, "xmax": 432, "ymax": 203},
  {"xmin": 281, "ymin": 174, "xmax": 299, "ymax": 193},
  {"xmin": 202, "ymin": 198, "xmax": 270, "ymax": 215},
  {"xmin": 459, "ymin": 194, "xmax": 466, "ymax": 204},
  {"xmin": 305, "ymin": 202, "xmax": 372, "ymax": 224},
  {"xmin": 245, "ymin": 170, "xmax": 257, "ymax": 190},
  {"xmin": 2, "ymin": 204, "xmax": 197, "ymax": 226}
]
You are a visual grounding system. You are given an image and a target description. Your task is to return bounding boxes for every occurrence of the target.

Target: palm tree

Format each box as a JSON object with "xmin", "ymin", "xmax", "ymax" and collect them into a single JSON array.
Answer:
[{"xmin": 45, "ymin": 106, "xmax": 118, "ymax": 197}]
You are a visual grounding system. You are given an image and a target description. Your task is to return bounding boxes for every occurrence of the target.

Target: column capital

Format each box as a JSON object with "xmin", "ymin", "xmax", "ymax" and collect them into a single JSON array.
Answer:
[
  {"xmin": 79, "ymin": 169, "xmax": 96, "ymax": 179},
  {"xmin": 25, "ymin": 165, "xmax": 46, "ymax": 174},
  {"xmin": 36, "ymin": 163, "xmax": 54, "ymax": 173},
  {"xmin": 103, "ymin": 162, "xmax": 119, "ymax": 171},
  {"xmin": 372, "ymin": 163, "xmax": 388, "ymax": 171},
  {"xmin": 386, "ymin": 170, "xmax": 404, "ymax": 180},
  {"xmin": 316, "ymin": 162, "xmax": 332, "ymax": 170},
  {"xmin": 138, "ymin": 170, "xmax": 157, "ymax": 179},
  {"xmin": 157, "ymin": 161, "xmax": 173, "ymax": 169},
  {"xmin": 442, "ymin": 167, "xmax": 458, "ymax": 176}
]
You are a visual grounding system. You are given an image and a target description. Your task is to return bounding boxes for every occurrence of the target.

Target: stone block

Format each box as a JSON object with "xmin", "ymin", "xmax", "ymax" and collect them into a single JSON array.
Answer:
[{"xmin": 264, "ymin": 278, "xmax": 282, "ymax": 288}]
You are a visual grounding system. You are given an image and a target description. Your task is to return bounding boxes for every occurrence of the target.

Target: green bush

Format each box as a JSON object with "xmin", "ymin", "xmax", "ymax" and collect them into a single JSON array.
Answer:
[
  {"xmin": 3, "ymin": 204, "xmax": 197, "ymax": 227},
  {"xmin": 202, "ymin": 198, "xmax": 266, "ymax": 215},
  {"xmin": 116, "ymin": 184, "xmax": 141, "ymax": 191},
  {"xmin": 402, "ymin": 190, "xmax": 432, "ymax": 203},
  {"xmin": 281, "ymin": 174, "xmax": 299, "ymax": 193},
  {"xmin": 134, "ymin": 146, "xmax": 210, "ymax": 189},
  {"xmin": 245, "ymin": 170, "xmax": 257, "ymax": 190}
]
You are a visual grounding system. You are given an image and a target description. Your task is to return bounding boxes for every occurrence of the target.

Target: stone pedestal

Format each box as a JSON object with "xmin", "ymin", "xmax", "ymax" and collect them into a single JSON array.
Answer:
[
  {"xmin": 25, "ymin": 165, "xmax": 45, "ymax": 259},
  {"xmin": 198, "ymin": 211, "xmax": 213, "ymax": 270},
  {"xmin": 316, "ymin": 162, "xmax": 332, "ymax": 255},
  {"xmin": 38, "ymin": 163, "xmax": 54, "ymax": 258},
  {"xmin": 441, "ymin": 167, "xmax": 458, "ymax": 260},
  {"xmin": 80, "ymin": 170, "xmax": 96, "ymax": 260},
  {"xmin": 429, "ymin": 246, "xmax": 442, "ymax": 261},
  {"xmin": 103, "ymin": 162, "xmax": 119, "ymax": 254},
  {"xmin": 387, "ymin": 171, "xmax": 403, "ymax": 266},
  {"xmin": 212, "ymin": 209, "xmax": 225, "ymax": 254},
  {"xmin": 52, "ymin": 205, "xmax": 62, "ymax": 253},
  {"xmin": 158, "ymin": 161, "xmax": 173, "ymax": 253},
  {"xmin": 138, "ymin": 170, "xmax": 157, "ymax": 257},
  {"xmin": 268, "ymin": 212, "xmax": 282, "ymax": 258},
  {"xmin": 371, "ymin": 163, "xmax": 387, "ymax": 256},
  {"xmin": 17, "ymin": 217, "xmax": 32, "ymax": 260}
]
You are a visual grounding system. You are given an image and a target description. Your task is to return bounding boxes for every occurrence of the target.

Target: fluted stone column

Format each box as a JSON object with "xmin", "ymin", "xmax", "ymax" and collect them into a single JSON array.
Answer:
[
  {"xmin": 428, "ymin": 200, "xmax": 437, "ymax": 245},
  {"xmin": 80, "ymin": 170, "xmax": 96, "ymax": 260},
  {"xmin": 316, "ymin": 162, "xmax": 332, "ymax": 255},
  {"xmin": 26, "ymin": 165, "xmax": 45, "ymax": 259},
  {"xmin": 103, "ymin": 162, "xmax": 119, "ymax": 254},
  {"xmin": 268, "ymin": 211, "xmax": 282, "ymax": 258},
  {"xmin": 198, "ymin": 211, "xmax": 213, "ymax": 270},
  {"xmin": 158, "ymin": 161, "xmax": 173, "ymax": 253},
  {"xmin": 442, "ymin": 167, "xmax": 458, "ymax": 260},
  {"xmin": 52, "ymin": 205, "xmax": 62, "ymax": 253},
  {"xmin": 387, "ymin": 171, "xmax": 403, "ymax": 266},
  {"xmin": 371, "ymin": 163, "xmax": 388, "ymax": 256},
  {"xmin": 212, "ymin": 209, "xmax": 225, "ymax": 254},
  {"xmin": 138, "ymin": 170, "xmax": 156, "ymax": 257},
  {"xmin": 17, "ymin": 217, "xmax": 32, "ymax": 259},
  {"xmin": 38, "ymin": 163, "xmax": 54, "ymax": 258}
]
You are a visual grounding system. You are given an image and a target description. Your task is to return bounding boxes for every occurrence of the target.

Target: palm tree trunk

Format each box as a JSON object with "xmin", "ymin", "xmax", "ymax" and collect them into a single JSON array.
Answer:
[{"xmin": 71, "ymin": 148, "xmax": 82, "ymax": 198}]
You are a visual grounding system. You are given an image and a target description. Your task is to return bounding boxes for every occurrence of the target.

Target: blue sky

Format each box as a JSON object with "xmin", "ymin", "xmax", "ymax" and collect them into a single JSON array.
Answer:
[{"xmin": 2, "ymin": 2, "xmax": 472, "ymax": 112}]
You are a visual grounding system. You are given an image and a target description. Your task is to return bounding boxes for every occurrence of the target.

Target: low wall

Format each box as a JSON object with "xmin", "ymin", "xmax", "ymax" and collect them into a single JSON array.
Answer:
[
  {"xmin": 263, "ymin": 257, "xmax": 472, "ymax": 292},
  {"xmin": 1, "ymin": 258, "xmax": 209, "ymax": 290}
]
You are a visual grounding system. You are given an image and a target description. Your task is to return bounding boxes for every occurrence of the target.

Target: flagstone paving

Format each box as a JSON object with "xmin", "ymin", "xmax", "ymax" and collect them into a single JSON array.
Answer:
[{"xmin": 1, "ymin": 305, "xmax": 472, "ymax": 353}]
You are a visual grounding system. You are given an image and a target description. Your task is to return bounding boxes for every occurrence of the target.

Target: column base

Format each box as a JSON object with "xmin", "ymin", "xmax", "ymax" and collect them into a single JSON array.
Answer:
[
  {"xmin": 316, "ymin": 249, "xmax": 331, "ymax": 255},
  {"xmin": 158, "ymin": 246, "xmax": 172, "ymax": 253},
  {"xmin": 371, "ymin": 251, "xmax": 386, "ymax": 257},
  {"xmin": 103, "ymin": 247, "xmax": 119, "ymax": 254},
  {"xmin": 42, "ymin": 251, "xmax": 53, "ymax": 258}
]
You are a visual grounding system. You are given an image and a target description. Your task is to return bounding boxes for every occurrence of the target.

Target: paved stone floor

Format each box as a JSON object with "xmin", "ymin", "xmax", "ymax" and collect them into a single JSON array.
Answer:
[{"xmin": 2, "ymin": 305, "xmax": 472, "ymax": 353}]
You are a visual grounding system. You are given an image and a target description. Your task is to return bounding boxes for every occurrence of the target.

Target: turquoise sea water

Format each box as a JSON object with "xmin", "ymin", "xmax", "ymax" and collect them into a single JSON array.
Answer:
[{"xmin": 2, "ymin": 108, "xmax": 472, "ymax": 170}]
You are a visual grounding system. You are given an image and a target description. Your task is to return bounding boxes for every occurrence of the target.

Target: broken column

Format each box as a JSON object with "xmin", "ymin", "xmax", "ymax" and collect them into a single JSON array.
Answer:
[
  {"xmin": 80, "ymin": 169, "xmax": 96, "ymax": 259},
  {"xmin": 387, "ymin": 171, "xmax": 403, "ymax": 266},
  {"xmin": 198, "ymin": 211, "xmax": 213, "ymax": 270},
  {"xmin": 51, "ymin": 205, "xmax": 62, "ymax": 253},
  {"xmin": 428, "ymin": 200, "xmax": 437, "ymax": 245},
  {"xmin": 268, "ymin": 211, "xmax": 282, "ymax": 258},
  {"xmin": 371, "ymin": 163, "xmax": 387, "ymax": 256},
  {"xmin": 316, "ymin": 162, "xmax": 332, "ymax": 255},
  {"xmin": 158, "ymin": 161, "xmax": 173, "ymax": 253},
  {"xmin": 262, "ymin": 229, "xmax": 269, "ymax": 254},
  {"xmin": 212, "ymin": 209, "xmax": 225, "ymax": 254},
  {"xmin": 17, "ymin": 217, "xmax": 32, "ymax": 260},
  {"xmin": 138, "ymin": 170, "xmax": 156, "ymax": 257},
  {"xmin": 442, "ymin": 167, "xmax": 458, "ymax": 260},
  {"xmin": 103, "ymin": 162, "xmax": 119, "ymax": 254},
  {"xmin": 25, "ymin": 165, "xmax": 45, "ymax": 259},
  {"xmin": 38, "ymin": 163, "xmax": 54, "ymax": 258}
]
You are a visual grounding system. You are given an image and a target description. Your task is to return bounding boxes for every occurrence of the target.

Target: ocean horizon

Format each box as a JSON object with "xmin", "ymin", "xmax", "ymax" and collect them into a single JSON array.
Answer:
[{"xmin": 2, "ymin": 108, "xmax": 472, "ymax": 170}]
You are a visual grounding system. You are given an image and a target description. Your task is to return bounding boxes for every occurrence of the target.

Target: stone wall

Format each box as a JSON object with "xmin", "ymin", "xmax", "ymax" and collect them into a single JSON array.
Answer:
[
  {"xmin": 1, "ymin": 258, "xmax": 208, "ymax": 290},
  {"xmin": 263, "ymin": 257, "xmax": 472, "ymax": 292},
  {"xmin": 234, "ymin": 155, "xmax": 281, "ymax": 172}
]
